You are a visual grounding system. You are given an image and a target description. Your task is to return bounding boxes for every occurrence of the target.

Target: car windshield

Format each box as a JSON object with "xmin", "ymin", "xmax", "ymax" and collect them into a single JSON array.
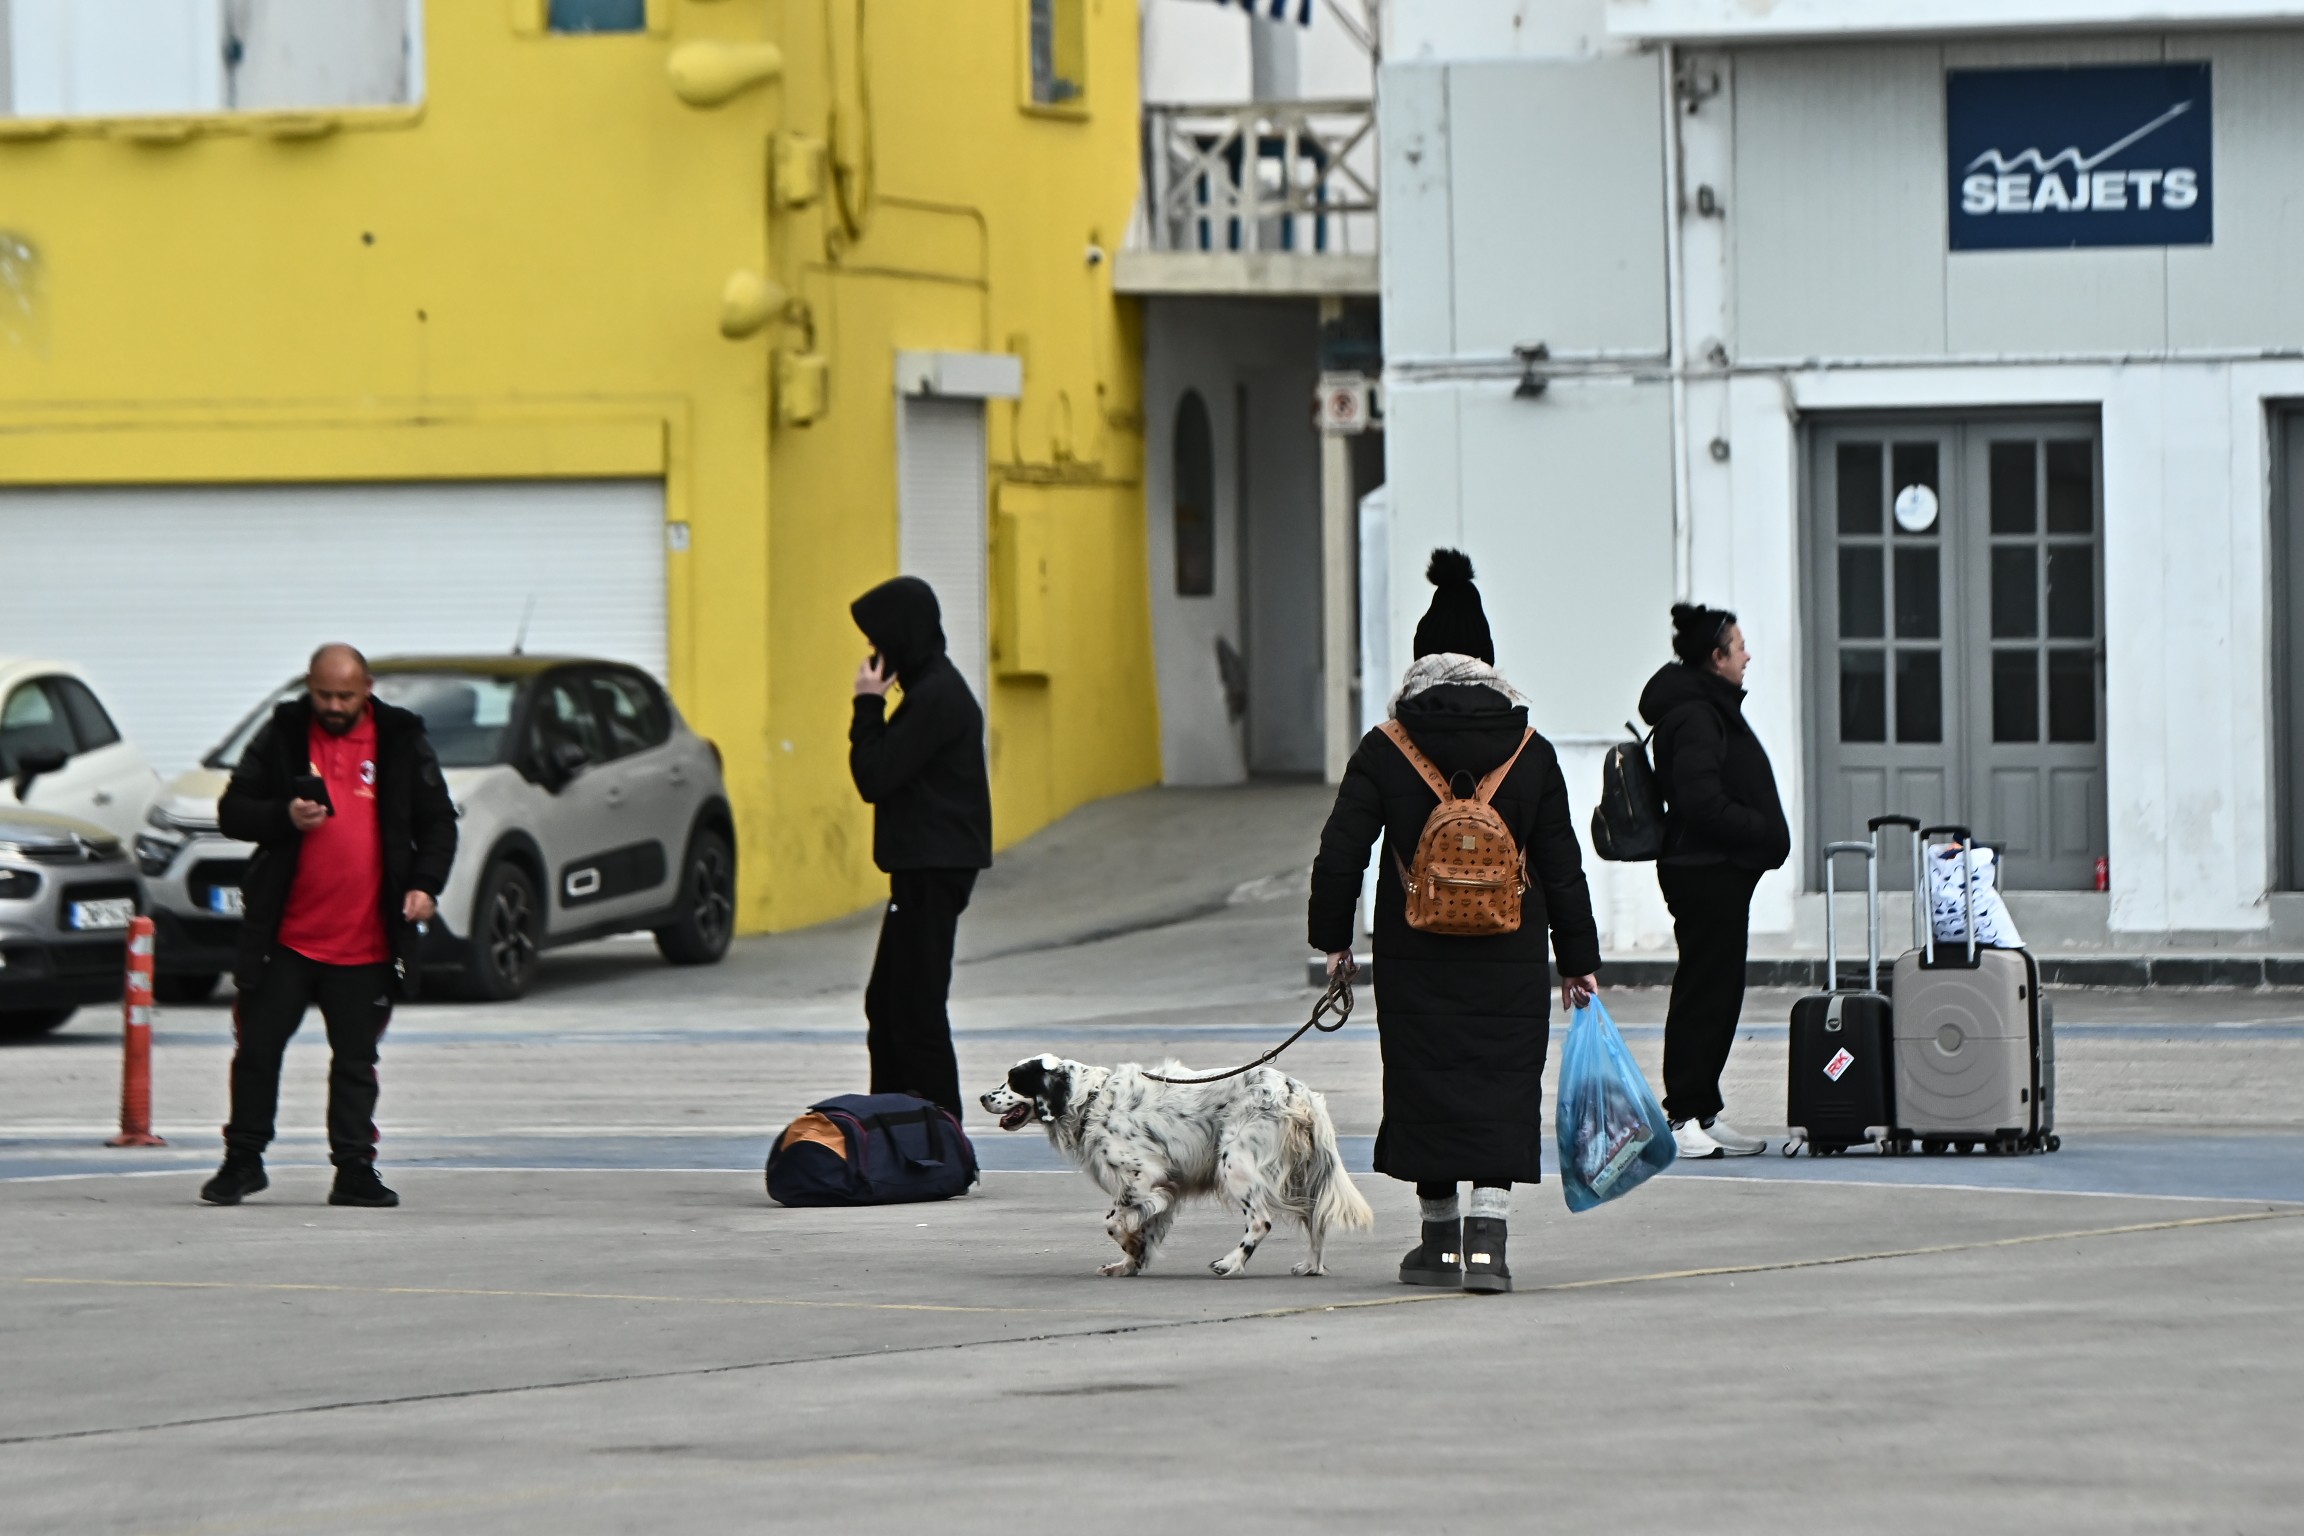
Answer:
[
  {"xmin": 373, "ymin": 674, "xmax": 524, "ymax": 767},
  {"xmin": 203, "ymin": 673, "xmax": 526, "ymax": 770}
]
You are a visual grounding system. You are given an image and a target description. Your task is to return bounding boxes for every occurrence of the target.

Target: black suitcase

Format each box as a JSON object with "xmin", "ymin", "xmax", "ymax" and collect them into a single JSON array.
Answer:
[{"xmin": 1787, "ymin": 837, "xmax": 1896, "ymax": 1156}]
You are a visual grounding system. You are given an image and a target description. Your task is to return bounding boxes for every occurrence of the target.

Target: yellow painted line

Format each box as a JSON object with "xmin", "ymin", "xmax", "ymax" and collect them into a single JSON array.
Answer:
[
  {"xmin": 10, "ymin": 1208, "xmax": 2295, "ymax": 1328},
  {"xmin": 4, "ymin": 1275, "xmax": 1105, "ymax": 1317},
  {"xmin": 1526, "ymin": 1207, "xmax": 2304, "ymax": 1295}
]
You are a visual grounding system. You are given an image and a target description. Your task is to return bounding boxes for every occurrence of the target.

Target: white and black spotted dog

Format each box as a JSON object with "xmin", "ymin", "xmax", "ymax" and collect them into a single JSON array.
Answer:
[{"xmin": 981, "ymin": 1054, "xmax": 1374, "ymax": 1278}]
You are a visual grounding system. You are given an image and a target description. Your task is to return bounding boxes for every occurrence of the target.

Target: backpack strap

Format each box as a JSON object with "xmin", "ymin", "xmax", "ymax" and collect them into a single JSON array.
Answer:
[
  {"xmin": 1379, "ymin": 720, "xmax": 1456, "ymax": 801},
  {"xmin": 1473, "ymin": 729, "xmax": 1537, "ymax": 806}
]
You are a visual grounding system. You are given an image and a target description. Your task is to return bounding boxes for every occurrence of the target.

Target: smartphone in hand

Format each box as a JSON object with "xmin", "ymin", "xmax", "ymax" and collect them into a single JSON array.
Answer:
[{"xmin": 290, "ymin": 773, "xmax": 335, "ymax": 814}]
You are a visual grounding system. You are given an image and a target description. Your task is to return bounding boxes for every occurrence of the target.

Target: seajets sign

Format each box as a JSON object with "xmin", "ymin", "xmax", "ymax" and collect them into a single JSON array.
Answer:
[{"xmin": 1948, "ymin": 64, "xmax": 2212, "ymax": 251}]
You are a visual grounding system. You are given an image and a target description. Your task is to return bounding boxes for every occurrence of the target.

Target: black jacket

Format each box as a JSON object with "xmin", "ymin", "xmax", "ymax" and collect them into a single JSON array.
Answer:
[
  {"xmin": 219, "ymin": 697, "xmax": 458, "ymax": 996},
  {"xmin": 849, "ymin": 577, "xmax": 993, "ymax": 873},
  {"xmin": 1638, "ymin": 662, "xmax": 1791, "ymax": 871},
  {"xmin": 1308, "ymin": 683, "xmax": 1602, "ymax": 1184}
]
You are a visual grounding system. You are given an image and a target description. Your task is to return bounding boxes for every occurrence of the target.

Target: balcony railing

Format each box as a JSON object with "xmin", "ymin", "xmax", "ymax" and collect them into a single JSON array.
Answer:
[{"xmin": 1141, "ymin": 100, "xmax": 1377, "ymax": 257}]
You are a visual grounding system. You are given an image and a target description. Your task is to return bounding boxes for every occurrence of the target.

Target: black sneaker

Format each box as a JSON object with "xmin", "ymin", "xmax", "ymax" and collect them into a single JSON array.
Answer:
[
  {"xmin": 1398, "ymin": 1219, "xmax": 1463, "ymax": 1286},
  {"xmin": 328, "ymin": 1164, "xmax": 399, "ymax": 1208},
  {"xmin": 1462, "ymin": 1216, "xmax": 1512, "ymax": 1294},
  {"xmin": 199, "ymin": 1155, "xmax": 268, "ymax": 1206}
]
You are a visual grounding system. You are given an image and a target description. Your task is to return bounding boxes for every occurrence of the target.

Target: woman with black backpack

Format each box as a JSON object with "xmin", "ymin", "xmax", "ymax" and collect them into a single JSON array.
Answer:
[
  {"xmin": 1308, "ymin": 550, "xmax": 1601, "ymax": 1295},
  {"xmin": 1638, "ymin": 602, "xmax": 1792, "ymax": 1160}
]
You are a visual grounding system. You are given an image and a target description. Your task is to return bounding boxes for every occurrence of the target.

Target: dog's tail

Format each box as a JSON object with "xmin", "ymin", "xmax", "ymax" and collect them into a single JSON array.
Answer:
[{"xmin": 1289, "ymin": 1089, "xmax": 1374, "ymax": 1233}]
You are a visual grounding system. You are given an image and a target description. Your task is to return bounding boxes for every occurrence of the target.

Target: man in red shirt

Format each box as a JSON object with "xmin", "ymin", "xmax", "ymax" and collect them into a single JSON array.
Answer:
[{"xmin": 201, "ymin": 644, "xmax": 457, "ymax": 1208}]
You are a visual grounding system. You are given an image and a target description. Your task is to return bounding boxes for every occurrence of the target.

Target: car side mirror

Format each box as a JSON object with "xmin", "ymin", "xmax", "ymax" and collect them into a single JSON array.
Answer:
[
  {"xmin": 11, "ymin": 744, "xmax": 68, "ymax": 800},
  {"xmin": 544, "ymin": 740, "xmax": 590, "ymax": 790}
]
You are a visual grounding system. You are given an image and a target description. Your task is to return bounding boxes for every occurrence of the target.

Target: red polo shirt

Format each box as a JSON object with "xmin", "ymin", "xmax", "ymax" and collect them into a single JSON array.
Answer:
[{"xmin": 276, "ymin": 708, "xmax": 392, "ymax": 967}]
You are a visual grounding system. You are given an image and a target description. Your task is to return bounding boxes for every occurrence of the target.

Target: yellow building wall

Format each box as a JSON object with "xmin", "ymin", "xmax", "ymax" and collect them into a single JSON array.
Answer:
[{"xmin": 0, "ymin": 0, "xmax": 1159, "ymax": 932}]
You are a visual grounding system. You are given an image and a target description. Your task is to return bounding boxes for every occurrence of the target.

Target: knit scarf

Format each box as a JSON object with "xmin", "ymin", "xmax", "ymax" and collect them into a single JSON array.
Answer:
[{"xmin": 1388, "ymin": 652, "xmax": 1528, "ymax": 718}]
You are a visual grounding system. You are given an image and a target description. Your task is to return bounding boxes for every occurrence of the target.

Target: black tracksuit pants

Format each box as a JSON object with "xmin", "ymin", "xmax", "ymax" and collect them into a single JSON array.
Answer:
[
  {"xmin": 1658, "ymin": 860, "xmax": 1765, "ymax": 1124},
  {"xmin": 224, "ymin": 946, "xmax": 396, "ymax": 1167},
  {"xmin": 864, "ymin": 868, "xmax": 977, "ymax": 1117}
]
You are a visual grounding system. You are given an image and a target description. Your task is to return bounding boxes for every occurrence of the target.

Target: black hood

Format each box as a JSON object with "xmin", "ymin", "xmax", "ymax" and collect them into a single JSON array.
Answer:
[
  {"xmin": 1395, "ymin": 682, "xmax": 1529, "ymax": 787},
  {"xmin": 1639, "ymin": 661, "xmax": 1744, "ymax": 730},
  {"xmin": 851, "ymin": 576, "xmax": 947, "ymax": 681}
]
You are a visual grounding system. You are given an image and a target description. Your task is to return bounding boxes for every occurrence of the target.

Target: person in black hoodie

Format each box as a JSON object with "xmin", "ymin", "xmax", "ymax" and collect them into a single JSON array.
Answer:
[
  {"xmin": 849, "ymin": 576, "xmax": 993, "ymax": 1117},
  {"xmin": 1309, "ymin": 551, "xmax": 1601, "ymax": 1294},
  {"xmin": 1637, "ymin": 602, "xmax": 1791, "ymax": 1160}
]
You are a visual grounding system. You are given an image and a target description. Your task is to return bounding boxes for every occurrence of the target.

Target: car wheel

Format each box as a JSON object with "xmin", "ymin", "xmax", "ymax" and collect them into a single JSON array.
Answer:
[
  {"xmin": 0, "ymin": 1007, "xmax": 77, "ymax": 1039},
  {"xmin": 460, "ymin": 861, "xmax": 541, "ymax": 1001},
  {"xmin": 154, "ymin": 973, "xmax": 220, "ymax": 1005},
  {"xmin": 655, "ymin": 829, "xmax": 735, "ymax": 966}
]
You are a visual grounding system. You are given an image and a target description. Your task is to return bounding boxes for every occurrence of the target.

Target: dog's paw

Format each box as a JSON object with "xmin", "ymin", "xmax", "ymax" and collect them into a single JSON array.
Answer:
[
  {"xmin": 1290, "ymin": 1260, "xmax": 1329, "ymax": 1277},
  {"xmin": 1098, "ymin": 1259, "xmax": 1139, "ymax": 1278},
  {"xmin": 1209, "ymin": 1254, "xmax": 1246, "ymax": 1277}
]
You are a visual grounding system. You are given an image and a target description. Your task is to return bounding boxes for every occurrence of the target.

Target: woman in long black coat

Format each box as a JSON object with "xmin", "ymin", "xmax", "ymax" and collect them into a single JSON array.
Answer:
[{"xmin": 1308, "ymin": 551, "xmax": 1601, "ymax": 1294}]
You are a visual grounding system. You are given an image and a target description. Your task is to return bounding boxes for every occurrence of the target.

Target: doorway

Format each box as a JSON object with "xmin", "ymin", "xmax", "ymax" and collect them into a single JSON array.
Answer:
[{"xmin": 1807, "ymin": 417, "xmax": 2107, "ymax": 889}]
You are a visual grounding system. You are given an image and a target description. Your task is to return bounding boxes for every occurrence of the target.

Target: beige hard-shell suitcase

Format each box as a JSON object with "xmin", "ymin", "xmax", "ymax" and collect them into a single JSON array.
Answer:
[{"xmin": 1880, "ymin": 820, "xmax": 2058, "ymax": 1156}]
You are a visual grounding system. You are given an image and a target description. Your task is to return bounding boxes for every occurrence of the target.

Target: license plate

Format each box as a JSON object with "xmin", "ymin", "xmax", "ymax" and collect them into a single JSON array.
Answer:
[
  {"xmin": 208, "ymin": 886, "xmax": 244, "ymax": 916},
  {"xmin": 69, "ymin": 898, "xmax": 136, "ymax": 931}
]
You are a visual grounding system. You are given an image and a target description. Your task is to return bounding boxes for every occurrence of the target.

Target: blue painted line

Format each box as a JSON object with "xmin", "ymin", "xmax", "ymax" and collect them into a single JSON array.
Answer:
[{"xmin": 10, "ymin": 1131, "xmax": 2301, "ymax": 1204}]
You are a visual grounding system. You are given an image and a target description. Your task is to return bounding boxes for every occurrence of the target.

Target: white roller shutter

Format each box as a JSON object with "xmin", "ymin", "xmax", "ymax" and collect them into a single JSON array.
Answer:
[
  {"xmin": 0, "ymin": 479, "xmax": 667, "ymax": 774},
  {"xmin": 897, "ymin": 397, "xmax": 989, "ymax": 705}
]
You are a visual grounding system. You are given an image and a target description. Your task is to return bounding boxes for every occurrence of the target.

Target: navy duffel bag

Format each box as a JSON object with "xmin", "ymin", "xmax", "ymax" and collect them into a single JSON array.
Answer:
[{"xmin": 765, "ymin": 1092, "xmax": 978, "ymax": 1207}]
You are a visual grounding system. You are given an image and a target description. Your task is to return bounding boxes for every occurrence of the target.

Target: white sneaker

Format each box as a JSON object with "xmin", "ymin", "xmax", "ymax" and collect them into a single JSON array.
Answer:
[
  {"xmin": 1702, "ymin": 1117, "xmax": 1768, "ymax": 1157},
  {"xmin": 1672, "ymin": 1119, "xmax": 1724, "ymax": 1160}
]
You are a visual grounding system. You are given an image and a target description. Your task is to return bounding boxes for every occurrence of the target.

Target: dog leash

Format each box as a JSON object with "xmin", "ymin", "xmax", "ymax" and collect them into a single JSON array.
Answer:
[{"xmin": 1139, "ymin": 964, "xmax": 1356, "ymax": 1085}]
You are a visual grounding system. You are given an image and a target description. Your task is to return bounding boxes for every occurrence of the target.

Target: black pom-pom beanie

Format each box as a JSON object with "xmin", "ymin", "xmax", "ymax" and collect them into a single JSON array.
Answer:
[{"xmin": 1412, "ymin": 548, "xmax": 1495, "ymax": 664}]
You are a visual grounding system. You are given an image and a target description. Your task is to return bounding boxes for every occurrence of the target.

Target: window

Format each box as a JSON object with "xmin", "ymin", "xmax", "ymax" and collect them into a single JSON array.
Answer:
[
  {"xmin": 1028, "ymin": 0, "xmax": 1085, "ymax": 108},
  {"xmin": 0, "ymin": 682, "xmax": 76, "ymax": 774},
  {"xmin": 3, "ymin": 0, "xmax": 423, "ymax": 119},
  {"xmin": 584, "ymin": 670, "xmax": 671, "ymax": 759},
  {"xmin": 1173, "ymin": 391, "xmax": 1216, "ymax": 597},
  {"xmin": 533, "ymin": 676, "xmax": 607, "ymax": 767},
  {"xmin": 548, "ymin": 0, "xmax": 646, "ymax": 33},
  {"xmin": 51, "ymin": 677, "xmax": 122, "ymax": 752}
]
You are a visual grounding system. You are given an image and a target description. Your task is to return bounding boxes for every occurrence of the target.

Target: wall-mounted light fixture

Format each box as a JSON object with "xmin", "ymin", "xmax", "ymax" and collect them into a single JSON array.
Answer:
[{"xmin": 1513, "ymin": 342, "xmax": 1550, "ymax": 400}]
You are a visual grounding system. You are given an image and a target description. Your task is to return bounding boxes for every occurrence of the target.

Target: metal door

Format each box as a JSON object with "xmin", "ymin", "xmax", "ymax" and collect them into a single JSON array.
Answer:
[
  {"xmin": 898, "ymin": 398, "xmax": 989, "ymax": 707},
  {"xmin": 1809, "ymin": 419, "xmax": 2105, "ymax": 889},
  {"xmin": 2279, "ymin": 412, "xmax": 2304, "ymax": 887}
]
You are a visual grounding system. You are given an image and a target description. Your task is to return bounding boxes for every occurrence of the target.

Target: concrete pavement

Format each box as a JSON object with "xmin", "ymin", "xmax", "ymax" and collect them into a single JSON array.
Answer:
[{"xmin": 5, "ymin": 783, "xmax": 2302, "ymax": 1533}]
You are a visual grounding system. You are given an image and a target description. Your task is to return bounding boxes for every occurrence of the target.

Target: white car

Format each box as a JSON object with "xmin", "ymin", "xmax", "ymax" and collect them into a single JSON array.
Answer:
[
  {"xmin": 0, "ymin": 658, "xmax": 160, "ymax": 848},
  {"xmin": 136, "ymin": 656, "xmax": 737, "ymax": 1002}
]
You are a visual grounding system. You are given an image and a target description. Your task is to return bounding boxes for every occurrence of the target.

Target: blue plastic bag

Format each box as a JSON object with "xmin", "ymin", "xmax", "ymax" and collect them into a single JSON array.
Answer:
[{"xmin": 1556, "ymin": 996, "xmax": 1676, "ymax": 1212}]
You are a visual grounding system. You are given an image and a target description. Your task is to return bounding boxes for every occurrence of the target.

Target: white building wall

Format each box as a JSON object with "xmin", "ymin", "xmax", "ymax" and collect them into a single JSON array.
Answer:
[
  {"xmin": 1383, "ymin": 0, "xmax": 2304, "ymax": 948},
  {"xmin": 1142, "ymin": 299, "xmax": 1324, "ymax": 785}
]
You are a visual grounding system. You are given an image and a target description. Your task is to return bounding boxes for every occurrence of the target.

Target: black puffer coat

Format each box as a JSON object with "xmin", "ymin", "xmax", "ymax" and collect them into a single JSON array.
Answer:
[
  {"xmin": 1308, "ymin": 683, "xmax": 1602, "ymax": 1183},
  {"xmin": 219, "ymin": 697, "xmax": 457, "ymax": 997},
  {"xmin": 1638, "ymin": 663, "xmax": 1791, "ymax": 871},
  {"xmin": 849, "ymin": 576, "xmax": 993, "ymax": 873}
]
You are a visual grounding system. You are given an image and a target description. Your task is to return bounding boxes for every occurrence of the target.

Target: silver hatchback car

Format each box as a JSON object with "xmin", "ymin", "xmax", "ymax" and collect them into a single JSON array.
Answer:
[
  {"xmin": 0, "ymin": 805, "xmax": 142, "ymax": 1037},
  {"xmin": 136, "ymin": 657, "xmax": 736, "ymax": 1002}
]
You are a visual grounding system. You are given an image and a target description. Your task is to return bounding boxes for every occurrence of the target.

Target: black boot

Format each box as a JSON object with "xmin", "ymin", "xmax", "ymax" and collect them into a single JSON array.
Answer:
[
  {"xmin": 328, "ymin": 1163, "xmax": 399, "ymax": 1208},
  {"xmin": 1398, "ymin": 1219, "xmax": 1462, "ymax": 1287},
  {"xmin": 200, "ymin": 1154, "xmax": 268, "ymax": 1206},
  {"xmin": 1462, "ymin": 1216, "xmax": 1511, "ymax": 1294}
]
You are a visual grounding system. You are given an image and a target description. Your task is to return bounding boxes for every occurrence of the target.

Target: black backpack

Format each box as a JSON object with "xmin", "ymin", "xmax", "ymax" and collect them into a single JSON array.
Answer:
[
  {"xmin": 765, "ymin": 1093, "xmax": 978, "ymax": 1206},
  {"xmin": 1590, "ymin": 721, "xmax": 1665, "ymax": 862}
]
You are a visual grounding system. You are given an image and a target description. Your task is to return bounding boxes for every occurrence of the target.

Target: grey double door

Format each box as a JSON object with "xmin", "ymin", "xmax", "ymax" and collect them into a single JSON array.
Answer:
[{"xmin": 1808, "ymin": 418, "xmax": 2106, "ymax": 890}]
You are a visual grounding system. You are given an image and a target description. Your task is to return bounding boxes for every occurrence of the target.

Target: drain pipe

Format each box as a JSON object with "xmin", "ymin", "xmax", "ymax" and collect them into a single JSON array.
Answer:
[{"xmin": 1659, "ymin": 41, "xmax": 1694, "ymax": 601}]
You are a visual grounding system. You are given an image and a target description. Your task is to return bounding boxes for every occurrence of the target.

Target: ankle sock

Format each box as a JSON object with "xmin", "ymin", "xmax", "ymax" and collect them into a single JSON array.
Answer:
[
  {"xmin": 1467, "ymin": 1186, "xmax": 1511, "ymax": 1221},
  {"xmin": 1417, "ymin": 1192, "xmax": 1460, "ymax": 1224}
]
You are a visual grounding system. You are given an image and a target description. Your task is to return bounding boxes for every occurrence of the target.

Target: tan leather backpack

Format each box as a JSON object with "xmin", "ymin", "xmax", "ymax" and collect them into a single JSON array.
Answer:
[{"xmin": 1380, "ymin": 720, "xmax": 1536, "ymax": 937}]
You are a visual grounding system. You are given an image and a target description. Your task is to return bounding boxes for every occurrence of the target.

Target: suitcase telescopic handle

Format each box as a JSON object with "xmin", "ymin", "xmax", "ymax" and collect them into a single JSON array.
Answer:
[
  {"xmin": 1917, "ymin": 825, "xmax": 1979, "ymax": 967},
  {"xmin": 1869, "ymin": 814, "xmax": 1924, "ymax": 952},
  {"xmin": 1821, "ymin": 840, "xmax": 1880, "ymax": 993}
]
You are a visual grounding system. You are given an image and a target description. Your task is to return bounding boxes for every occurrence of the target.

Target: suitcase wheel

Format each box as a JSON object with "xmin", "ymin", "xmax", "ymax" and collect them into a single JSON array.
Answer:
[
  {"xmin": 2045, "ymin": 1134, "xmax": 2062, "ymax": 1153},
  {"xmin": 1782, "ymin": 1137, "xmax": 1804, "ymax": 1159},
  {"xmin": 1922, "ymin": 1138, "xmax": 1946, "ymax": 1156}
]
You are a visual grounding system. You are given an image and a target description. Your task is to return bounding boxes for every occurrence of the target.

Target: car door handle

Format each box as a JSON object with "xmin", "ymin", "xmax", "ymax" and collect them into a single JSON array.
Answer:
[{"xmin": 605, "ymin": 786, "xmax": 624, "ymax": 805}]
